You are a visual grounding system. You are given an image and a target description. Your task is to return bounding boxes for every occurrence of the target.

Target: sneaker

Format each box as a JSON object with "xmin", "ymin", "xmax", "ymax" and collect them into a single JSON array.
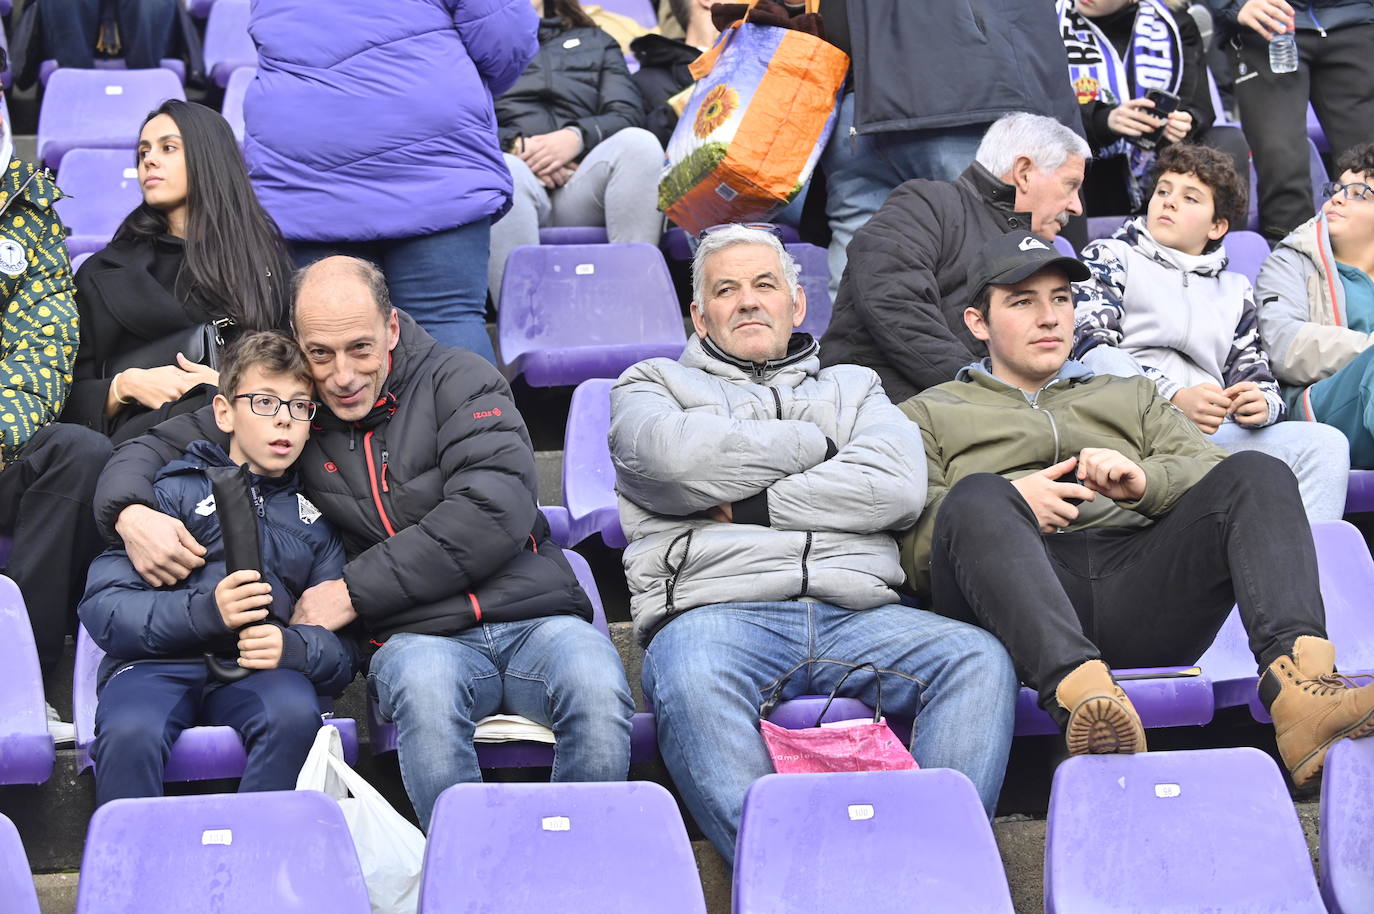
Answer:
[
  {"xmin": 1055, "ymin": 659, "xmax": 1147, "ymax": 756},
  {"xmin": 1262, "ymin": 635, "xmax": 1374, "ymax": 786},
  {"xmin": 45, "ymin": 702, "xmax": 76, "ymax": 747}
]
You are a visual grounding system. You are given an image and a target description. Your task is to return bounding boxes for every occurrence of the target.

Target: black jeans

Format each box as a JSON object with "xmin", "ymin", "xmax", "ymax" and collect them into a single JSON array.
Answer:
[
  {"xmin": 0, "ymin": 423, "xmax": 112, "ymax": 676},
  {"xmin": 1232, "ymin": 23, "xmax": 1374, "ymax": 241},
  {"xmin": 928, "ymin": 452, "xmax": 1326, "ymax": 714}
]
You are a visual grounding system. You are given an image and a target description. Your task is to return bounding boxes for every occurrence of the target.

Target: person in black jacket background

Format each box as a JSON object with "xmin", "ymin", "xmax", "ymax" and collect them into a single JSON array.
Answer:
[
  {"xmin": 487, "ymin": 0, "xmax": 663, "ymax": 306},
  {"xmin": 93, "ymin": 256, "xmax": 634, "ymax": 831},
  {"xmin": 630, "ymin": 0, "xmax": 720, "ymax": 146}
]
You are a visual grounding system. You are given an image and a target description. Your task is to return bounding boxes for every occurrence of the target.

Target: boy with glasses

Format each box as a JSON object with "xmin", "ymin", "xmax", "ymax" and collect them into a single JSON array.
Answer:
[
  {"xmin": 1258, "ymin": 144, "xmax": 1374, "ymax": 468},
  {"xmin": 79, "ymin": 331, "xmax": 358, "ymax": 804}
]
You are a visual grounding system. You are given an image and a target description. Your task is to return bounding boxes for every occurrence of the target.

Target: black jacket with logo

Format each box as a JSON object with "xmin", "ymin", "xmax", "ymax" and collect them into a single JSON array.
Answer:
[{"xmin": 93, "ymin": 312, "xmax": 593, "ymax": 642}]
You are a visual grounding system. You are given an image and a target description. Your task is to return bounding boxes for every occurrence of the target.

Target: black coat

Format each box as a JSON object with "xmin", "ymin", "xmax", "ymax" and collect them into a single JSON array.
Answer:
[
  {"xmin": 629, "ymin": 34, "xmax": 700, "ymax": 147},
  {"xmin": 494, "ymin": 20, "xmax": 645, "ymax": 153},
  {"xmin": 819, "ymin": 163, "xmax": 1033, "ymax": 403},
  {"xmin": 93, "ymin": 312, "xmax": 593, "ymax": 642}
]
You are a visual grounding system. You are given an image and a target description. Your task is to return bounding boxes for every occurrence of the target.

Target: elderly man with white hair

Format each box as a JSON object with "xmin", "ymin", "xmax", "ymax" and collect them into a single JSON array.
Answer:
[
  {"xmin": 609, "ymin": 224, "xmax": 1018, "ymax": 865},
  {"xmin": 821, "ymin": 112, "xmax": 1091, "ymax": 402}
]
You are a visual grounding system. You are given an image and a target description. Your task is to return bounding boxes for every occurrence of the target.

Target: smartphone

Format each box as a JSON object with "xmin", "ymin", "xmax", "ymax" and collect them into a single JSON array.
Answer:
[{"xmin": 1134, "ymin": 88, "xmax": 1181, "ymax": 151}]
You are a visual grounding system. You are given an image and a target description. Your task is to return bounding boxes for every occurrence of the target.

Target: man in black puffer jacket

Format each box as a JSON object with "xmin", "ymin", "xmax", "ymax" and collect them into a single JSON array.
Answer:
[{"xmin": 93, "ymin": 256, "xmax": 634, "ymax": 830}]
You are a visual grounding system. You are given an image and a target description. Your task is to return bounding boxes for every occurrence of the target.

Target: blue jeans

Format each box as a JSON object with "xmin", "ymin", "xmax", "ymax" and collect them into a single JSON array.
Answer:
[
  {"xmin": 368, "ymin": 616, "xmax": 634, "ymax": 831},
  {"xmin": 40, "ymin": 0, "xmax": 180, "ymax": 69},
  {"xmin": 642, "ymin": 601, "xmax": 1018, "ymax": 864},
  {"xmin": 291, "ymin": 218, "xmax": 495, "ymax": 364},
  {"xmin": 822, "ymin": 92, "xmax": 986, "ymax": 298}
]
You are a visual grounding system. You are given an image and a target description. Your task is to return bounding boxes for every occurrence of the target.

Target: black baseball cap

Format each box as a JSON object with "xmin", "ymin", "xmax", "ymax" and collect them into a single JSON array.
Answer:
[{"xmin": 967, "ymin": 230, "xmax": 1091, "ymax": 303}]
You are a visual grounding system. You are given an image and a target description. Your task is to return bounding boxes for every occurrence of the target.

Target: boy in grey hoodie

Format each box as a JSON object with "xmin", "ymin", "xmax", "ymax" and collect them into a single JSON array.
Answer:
[{"xmin": 1074, "ymin": 143, "xmax": 1349, "ymax": 520}]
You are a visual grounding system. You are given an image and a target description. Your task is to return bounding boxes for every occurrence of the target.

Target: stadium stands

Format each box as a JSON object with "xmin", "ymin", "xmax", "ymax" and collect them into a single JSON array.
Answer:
[
  {"xmin": 1320, "ymin": 736, "xmax": 1374, "ymax": 914},
  {"xmin": 37, "ymin": 68, "xmax": 186, "ymax": 170},
  {"xmin": 53, "ymin": 149, "xmax": 143, "ymax": 258},
  {"xmin": 0, "ymin": 576, "xmax": 55, "ymax": 786},
  {"xmin": 37, "ymin": 57, "xmax": 186, "ymax": 88},
  {"xmin": 0, "ymin": 814, "xmax": 41, "ymax": 914}
]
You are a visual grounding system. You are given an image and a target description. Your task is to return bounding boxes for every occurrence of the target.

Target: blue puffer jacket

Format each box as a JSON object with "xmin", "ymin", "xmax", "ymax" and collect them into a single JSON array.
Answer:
[
  {"xmin": 243, "ymin": 0, "xmax": 539, "ymax": 242},
  {"xmin": 79, "ymin": 441, "xmax": 359, "ymax": 695}
]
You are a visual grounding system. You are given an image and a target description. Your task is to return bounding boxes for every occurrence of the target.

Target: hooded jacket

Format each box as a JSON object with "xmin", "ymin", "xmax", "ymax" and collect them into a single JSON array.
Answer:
[
  {"xmin": 1255, "ymin": 213, "xmax": 1371, "ymax": 415},
  {"xmin": 92, "ymin": 313, "xmax": 592, "ymax": 642},
  {"xmin": 629, "ymin": 33, "xmax": 701, "ymax": 146},
  {"xmin": 819, "ymin": 162, "xmax": 1034, "ymax": 402},
  {"xmin": 1075, "ymin": 217, "xmax": 1284, "ymax": 425},
  {"xmin": 899, "ymin": 361, "xmax": 1228, "ymax": 599},
  {"xmin": 244, "ymin": 0, "xmax": 539, "ymax": 242},
  {"xmin": 78, "ymin": 440, "xmax": 358, "ymax": 694},
  {"xmin": 611, "ymin": 334, "xmax": 926, "ymax": 646}
]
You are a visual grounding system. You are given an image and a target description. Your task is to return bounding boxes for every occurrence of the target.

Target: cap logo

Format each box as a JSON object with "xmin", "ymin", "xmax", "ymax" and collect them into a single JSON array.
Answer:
[{"xmin": 1018, "ymin": 237, "xmax": 1050, "ymax": 252}]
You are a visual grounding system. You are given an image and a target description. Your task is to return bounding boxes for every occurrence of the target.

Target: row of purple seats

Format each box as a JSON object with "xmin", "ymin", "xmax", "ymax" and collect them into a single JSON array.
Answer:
[
  {"xmin": 37, "ymin": 57, "xmax": 185, "ymax": 89},
  {"xmin": 202, "ymin": 0, "xmax": 253, "ymax": 88},
  {"xmin": 37, "ymin": 68, "xmax": 187, "ymax": 170},
  {"xmin": 53, "ymin": 149, "xmax": 143, "ymax": 258},
  {"xmin": 0, "ymin": 814, "xmax": 40, "ymax": 914}
]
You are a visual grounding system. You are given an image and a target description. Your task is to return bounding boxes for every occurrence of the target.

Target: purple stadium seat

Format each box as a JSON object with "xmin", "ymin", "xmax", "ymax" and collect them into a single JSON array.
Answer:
[
  {"xmin": 787, "ymin": 242, "xmax": 833, "ymax": 338},
  {"xmin": 1307, "ymin": 104, "xmax": 1330, "ymax": 154},
  {"xmin": 37, "ymin": 68, "xmax": 186, "ymax": 170},
  {"xmin": 1346, "ymin": 470, "xmax": 1374, "ymax": 513},
  {"xmin": 76, "ymin": 791, "xmax": 371, "ymax": 914},
  {"xmin": 1220, "ymin": 229, "xmax": 1270, "ymax": 284},
  {"xmin": 1045, "ymin": 748, "xmax": 1324, "ymax": 913},
  {"xmin": 563, "ymin": 378, "xmax": 626, "ymax": 548},
  {"xmin": 1207, "ymin": 68, "xmax": 1237, "ymax": 127},
  {"xmin": 1052, "ymin": 235, "xmax": 1075, "ymax": 257},
  {"xmin": 421, "ymin": 781, "xmax": 706, "ymax": 914},
  {"xmin": 1320, "ymin": 737, "xmax": 1374, "ymax": 914},
  {"xmin": 589, "ymin": 0, "xmax": 660, "ymax": 30},
  {"xmin": 1012, "ymin": 666, "xmax": 1215, "ymax": 737},
  {"xmin": 0, "ymin": 814, "xmax": 41, "ymax": 914},
  {"xmin": 38, "ymin": 57, "xmax": 186, "ymax": 88},
  {"xmin": 71, "ymin": 252, "xmax": 92, "ymax": 272},
  {"xmin": 0, "ymin": 576, "xmax": 55, "ymax": 786},
  {"xmin": 367, "ymin": 549, "xmax": 660, "ymax": 766},
  {"xmin": 1086, "ymin": 216, "xmax": 1127, "ymax": 241},
  {"xmin": 735, "ymin": 770, "xmax": 1014, "ymax": 914},
  {"xmin": 497, "ymin": 243, "xmax": 686, "ymax": 386},
  {"xmin": 203, "ymin": 0, "xmax": 255, "ymax": 87},
  {"xmin": 54, "ymin": 149, "xmax": 143, "ymax": 258},
  {"xmin": 539, "ymin": 503, "xmax": 572, "ymax": 546},
  {"xmin": 220, "ymin": 66, "xmax": 254, "ymax": 145},
  {"xmin": 73, "ymin": 625, "xmax": 358, "ymax": 781},
  {"xmin": 539, "ymin": 226, "xmax": 610, "ymax": 245},
  {"xmin": 661, "ymin": 224, "xmax": 802, "ymax": 262}
]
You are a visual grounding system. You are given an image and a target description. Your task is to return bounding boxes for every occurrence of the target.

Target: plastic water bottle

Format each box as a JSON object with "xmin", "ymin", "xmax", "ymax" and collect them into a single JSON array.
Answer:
[{"xmin": 1269, "ymin": 30, "xmax": 1298, "ymax": 74}]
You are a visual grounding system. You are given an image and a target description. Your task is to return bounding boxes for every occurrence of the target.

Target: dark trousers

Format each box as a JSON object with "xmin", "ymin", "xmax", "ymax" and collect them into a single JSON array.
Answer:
[
  {"xmin": 928, "ymin": 452, "xmax": 1326, "ymax": 714},
  {"xmin": 92, "ymin": 661, "xmax": 323, "ymax": 805},
  {"xmin": 40, "ymin": 0, "xmax": 179, "ymax": 69},
  {"xmin": 1232, "ymin": 23, "xmax": 1374, "ymax": 241},
  {"xmin": 0, "ymin": 423, "xmax": 112, "ymax": 676}
]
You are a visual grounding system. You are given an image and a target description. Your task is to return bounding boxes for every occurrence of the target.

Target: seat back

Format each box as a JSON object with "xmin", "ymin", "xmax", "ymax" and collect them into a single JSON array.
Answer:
[
  {"xmin": 1320, "ymin": 737, "xmax": 1374, "ymax": 914},
  {"xmin": 734, "ymin": 770, "xmax": 1014, "ymax": 914},
  {"xmin": 221, "ymin": 66, "xmax": 256, "ymax": 145},
  {"xmin": 0, "ymin": 814, "xmax": 41, "ymax": 914},
  {"xmin": 421, "ymin": 781, "xmax": 706, "ymax": 914},
  {"xmin": 54, "ymin": 149, "xmax": 144, "ymax": 257},
  {"xmin": 1086, "ymin": 216, "xmax": 1127, "ymax": 241},
  {"xmin": 562, "ymin": 378, "xmax": 625, "ymax": 547},
  {"xmin": 0, "ymin": 575, "xmax": 55, "ymax": 785},
  {"xmin": 786, "ymin": 242, "xmax": 832, "ymax": 338},
  {"xmin": 1044, "ymin": 747, "xmax": 1324, "ymax": 913},
  {"xmin": 1220, "ymin": 229, "xmax": 1270, "ymax": 284},
  {"xmin": 37, "ymin": 68, "xmax": 187, "ymax": 169},
  {"xmin": 76, "ymin": 791, "xmax": 371, "ymax": 914},
  {"xmin": 204, "ymin": 0, "xmax": 255, "ymax": 87},
  {"xmin": 1052, "ymin": 235, "xmax": 1076, "ymax": 257}
]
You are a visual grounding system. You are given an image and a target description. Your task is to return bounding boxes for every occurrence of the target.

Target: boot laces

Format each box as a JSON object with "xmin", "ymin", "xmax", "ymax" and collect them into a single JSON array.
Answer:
[{"xmin": 1307, "ymin": 671, "xmax": 1374, "ymax": 694}]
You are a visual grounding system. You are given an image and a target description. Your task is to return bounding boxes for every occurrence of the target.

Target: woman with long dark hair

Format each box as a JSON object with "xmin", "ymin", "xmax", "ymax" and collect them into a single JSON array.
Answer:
[{"xmin": 63, "ymin": 99, "xmax": 292, "ymax": 442}]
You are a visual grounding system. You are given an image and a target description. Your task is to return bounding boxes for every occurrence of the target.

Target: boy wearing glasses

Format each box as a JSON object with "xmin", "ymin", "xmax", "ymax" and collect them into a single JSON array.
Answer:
[
  {"xmin": 79, "ymin": 331, "xmax": 359, "ymax": 804},
  {"xmin": 1259, "ymin": 144, "xmax": 1374, "ymax": 468}
]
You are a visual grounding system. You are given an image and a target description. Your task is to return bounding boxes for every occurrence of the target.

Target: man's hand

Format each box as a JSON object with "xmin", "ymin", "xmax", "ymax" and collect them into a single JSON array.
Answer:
[
  {"xmin": 1011, "ymin": 456, "xmax": 1097, "ymax": 534},
  {"xmin": 1238, "ymin": 0, "xmax": 1296, "ymax": 40},
  {"xmin": 290, "ymin": 578, "xmax": 358, "ymax": 631},
  {"xmin": 237, "ymin": 623, "xmax": 284, "ymax": 670},
  {"xmin": 705, "ymin": 503, "xmax": 734, "ymax": 523},
  {"xmin": 1172, "ymin": 383, "xmax": 1231, "ymax": 434},
  {"xmin": 116, "ymin": 504, "xmax": 207, "ymax": 586},
  {"xmin": 1226, "ymin": 381, "xmax": 1271, "ymax": 427},
  {"xmin": 1106, "ymin": 97, "xmax": 1165, "ymax": 138},
  {"xmin": 520, "ymin": 129, "xmax": 582, "ymax": 177},
  {"xmin": 1162, "ymin": 110, "xmax": 1193, "ymax": 144},
  {"xmin": 215, "ymin": 569, "xmax": 272, "ymax": 630},
  {"xmin": 1076, "ymin": 447, "xmax": 1148, "ymax": 503}
]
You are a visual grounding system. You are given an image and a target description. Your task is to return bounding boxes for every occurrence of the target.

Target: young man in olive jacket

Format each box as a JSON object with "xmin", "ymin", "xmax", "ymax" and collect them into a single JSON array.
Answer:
[
  {"xmin": 91, "ymin": 256, "xmax": 633, "ymax": 830},
  {"xmin": 900, "ymin": 230, "xmax": 1374, "ymax": 787}
]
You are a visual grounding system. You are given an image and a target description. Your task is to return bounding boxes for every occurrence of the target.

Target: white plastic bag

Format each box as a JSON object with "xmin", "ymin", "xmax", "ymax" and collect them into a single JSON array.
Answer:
[{"xmin": 297, "ymin": 726, "xmax": 426, "ymax": 914}]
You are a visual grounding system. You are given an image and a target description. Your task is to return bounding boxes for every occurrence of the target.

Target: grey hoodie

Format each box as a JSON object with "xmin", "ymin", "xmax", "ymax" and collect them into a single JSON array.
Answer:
[{"xmin": 610, "ymin": 334, "xmax": 926, "ymax": 646}]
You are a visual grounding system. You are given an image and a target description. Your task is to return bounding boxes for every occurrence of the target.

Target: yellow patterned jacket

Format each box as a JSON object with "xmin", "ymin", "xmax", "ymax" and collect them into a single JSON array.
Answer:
[{"xmin": 0, "ymin": 157, "xmax": 76, "ymax": 464}]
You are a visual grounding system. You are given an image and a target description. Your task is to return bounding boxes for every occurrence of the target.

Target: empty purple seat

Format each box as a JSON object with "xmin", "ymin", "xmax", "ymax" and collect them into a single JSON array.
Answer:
[
  {"xmin": 220, "ymin": 66, "xmax": 254, "ymax": 145},
  {"xmin": 38, "ymin": 57, "xmax": 186, "ymax": 88},
  {"xmin": 37, "ymin": 68, "xmax": 186, "ymax": 170},
  {"xmin": 539, "ymin": 226, "xmax": 610, "ymax": 245},
  {"xmin": 76, "ymin": 791, "xmax": 371, "ymax": 914},
  {"xmin": 422, "ymin": 781, "xmax": 706, "ymax": 914},
  {"xmin": 1045, "ymin": 748, "xmax": 1324, "ymax": 913},
  {"xmin": 203, "ymin": 0, "xmax": 255, "ymax": 87},
  {"xmin": 1346, "ymin": 469, "xmax": 1374, "ymax": 513},
  {"xmin": 54, "ymin": 149, "xmax": 143, "ymax": 258},
  {"xmin": 0, "ymin": 814, "xmax": 40, "ymax": 914},
  {"xmin": 1320, "ymin": 737, "xmax": 1374, "ymax": 914},
  {"xmin": 74, "ymin": 625, "xmax": 358, "ymax": 781},
  {"xmin": 787, "ymin": 242, "xmax": 833, "ymax": 338},
  {"xmin": 0, "ymin": 576, "xmax": 55, "ymax": 786},
  {"xmin": 1085, "ymin": 216, "xmax": 1127, "ymax": 241},
  {"xmin": 1221, "ymin": 229, "xmax": 1270, "ymax": 283},
  {"xmin": 497, "ymin": 243, "xmax": 686, "ymax": 386},
  {"xmin": 735, "ymin": 770, "xmax": 1014, "ymax": 914},
  {"xmin": 563, "ymin": 378, "xmax": 626, "ymax": 548}
]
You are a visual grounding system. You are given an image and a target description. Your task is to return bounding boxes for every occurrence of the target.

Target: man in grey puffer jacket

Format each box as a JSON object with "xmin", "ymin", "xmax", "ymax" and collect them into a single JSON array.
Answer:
[{"xmin": 609, "ymin": 225, "xmax": 1018, "ymax": 865}]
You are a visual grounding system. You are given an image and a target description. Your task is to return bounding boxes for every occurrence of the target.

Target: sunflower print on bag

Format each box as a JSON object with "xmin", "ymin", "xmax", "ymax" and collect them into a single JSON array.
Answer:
[{"xmin": 693, "ymin": 85, "xmax": 739, "ymax": 139}]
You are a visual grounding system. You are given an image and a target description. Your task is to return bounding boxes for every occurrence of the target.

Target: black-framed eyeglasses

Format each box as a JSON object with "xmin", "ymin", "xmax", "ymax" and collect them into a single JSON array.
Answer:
[
  {"xmin": 233, "ymin": 393, "xmax": 317, "ymax": 421},
  {"xmin": 1323, "ymin": 181, "xmax": 1374, "ymax": 202}
]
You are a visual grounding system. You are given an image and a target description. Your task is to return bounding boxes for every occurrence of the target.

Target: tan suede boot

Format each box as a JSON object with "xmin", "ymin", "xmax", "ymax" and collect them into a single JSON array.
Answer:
[
  {"xmin": 1262, "ymin": 636, "xmax": 1374, "ymax": 786},
  {"xmin": 1055, "ymin": 660, "xmax": 1148, "ymax": 755}
]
